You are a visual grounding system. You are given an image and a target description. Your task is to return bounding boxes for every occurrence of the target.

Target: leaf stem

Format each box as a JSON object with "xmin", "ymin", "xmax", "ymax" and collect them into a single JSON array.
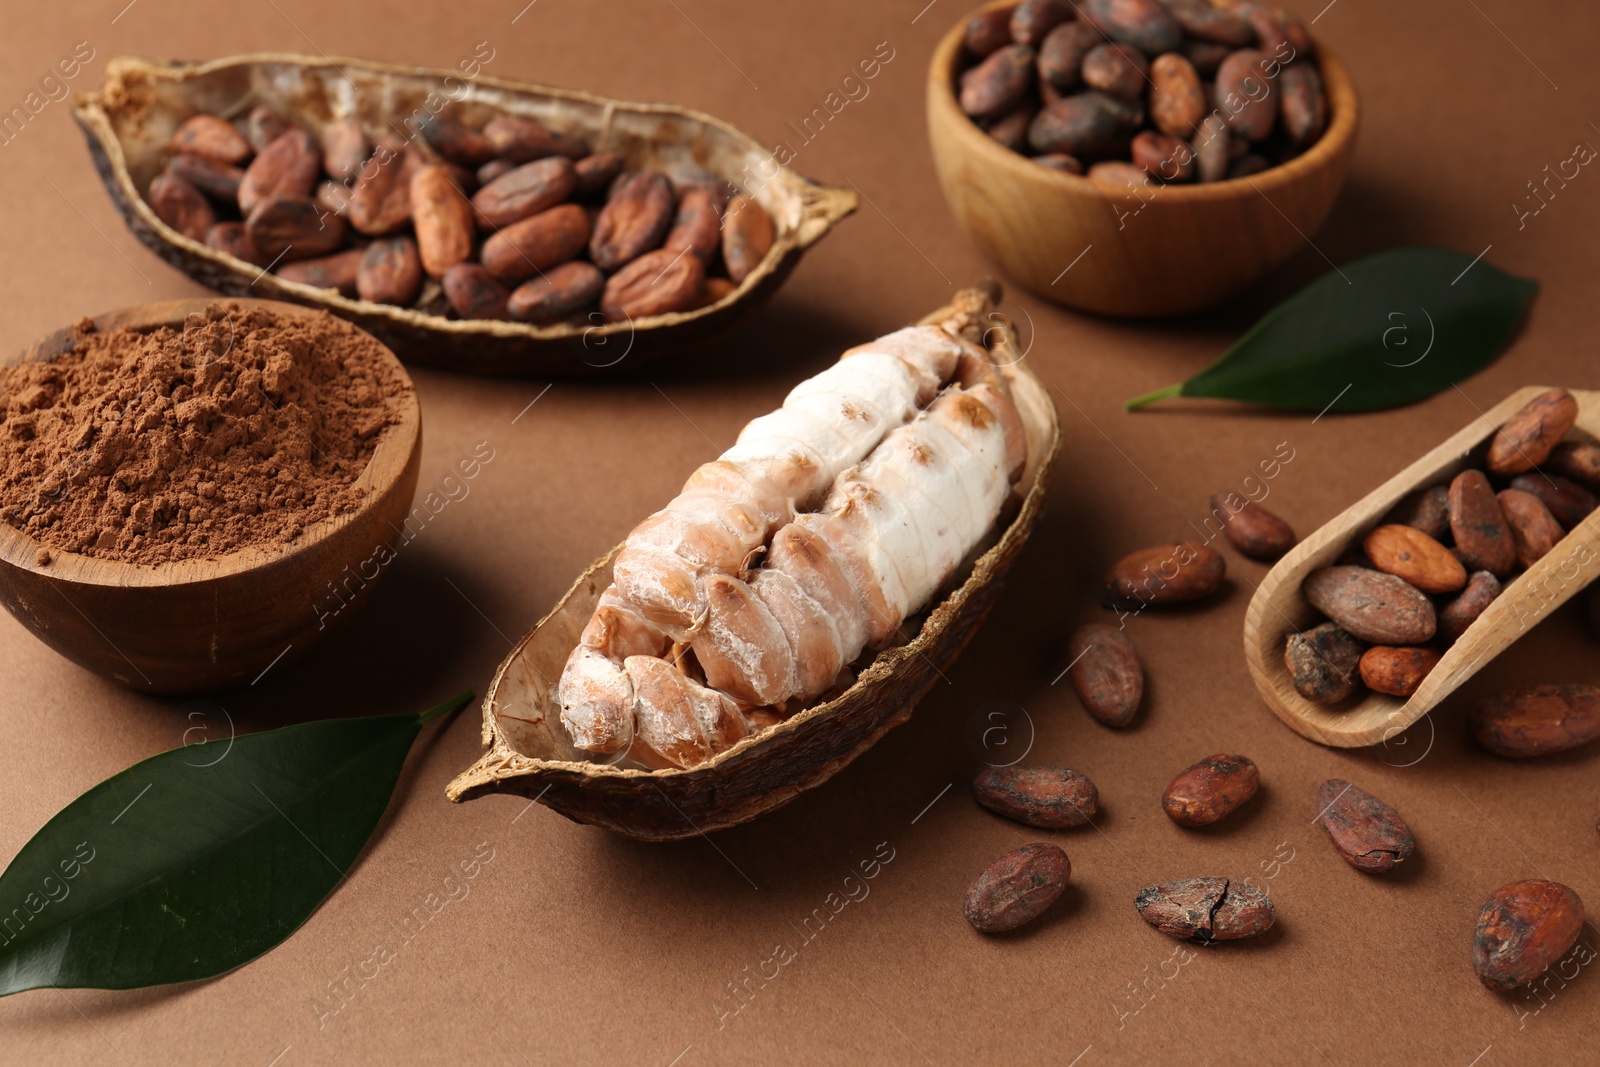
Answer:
[
  {"xmin": 1123, "ymin": 383, "xmax": 1182, "ymax": 411},
  {"xmin": 418, "ymin": 690, "xmax": 475, "ymax": 726}
]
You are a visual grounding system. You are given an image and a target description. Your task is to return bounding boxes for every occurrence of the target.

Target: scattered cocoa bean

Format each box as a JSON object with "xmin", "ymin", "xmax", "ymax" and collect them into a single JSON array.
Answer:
[
  {"xmin": 472, "ymin": 156, "xmax": 577, "ymax": 230},
  {"xmin": 1209, "ymin": 492, "xmax": 1295, "ymax": 560},
  {"xmin": 1278, "ymin": 63, "xmax": 1326, "ymax": 147},
  {"xmin": 1134, "ymin": 877, "xmax": 1274, "ymax": 942},
  {"xmin": 964, "ymin": 843, "xmax": 1070, "ymax": 933},
  {"xmin": 1104, "ymin": 543, "xmax": 1227, "ymax": 608},
  {"xmin": 1038, "ymin": 21, "xmax": 1100, "ymax": 90},
  {"xmin": 481, "ymin": 203, "xmax": 592, "ymax": 283},
  {"xmin": 1473, "ymin": 880, "xmax": 1585, "ymax": 992},
  {"xmin": 168, "ymin": 153, "xmax": 244, "ymax": 203},
  {"xmin": 1438, "ymin": 571, "xmax": 1502, "ymax": 644},
  {"xmin": 275, "ymin": 248, "xmax": 363, "ymax": 296},
  {"xmin": 1302, "ymin": 566, "xmax": 1436, "ymax": 644},
  {"xmin": 148, "ymin": 171, "xmax": 216, "ymax": 242},
  {"xmin": 1496, "ymin": 488, "xmax": 1565, "ymax": 567},
  {"xmin": 170, "ymin": 114, "xmax": 253, "ymax": 165},
  {"xmin": 1132, "ymin": 131, "xmax": 1195, "ymax": 181},
  {"xmin": 1065, "ymin": 622, "xmax": 1144, "ymax": 728},
  {"xmin": 1083, "ymin": 42, "xmax": 1149, "ymax": 101},
  {"xmin": 1363, "ymin": 523, "xmax": 1467, "ymax": 594},
  {"xmin": 721, "ymin": 195, "xmax": 774, "ymax": 284},
  {"xmin": 1383, "ymin": 485, "xmax": 1451, "ymax": 542},
  {"xmin": 203, "ymin": 221, "xmax": 268, "ymax": 266},
  {"xmin": 238, "ymin": 128, "xmax": 321, "ymax": 214},
  {"xmin": 600, "ymin": 247, "xmax": 706, "ymax": 322},
  {"xmin": 356, "ymin": 236, "xmax": 424, "ymax": 306},
  {"xmin": 410, "ymin": 163, "xmax": 476, "ymax": 278},
  {"xmin": 321, "ymin": 120, "xmax": 370, "ymax": 182},
  {"xmin": 1284, "ymin": 622, "xmax": 1365, "ymax": 703},
  {"xmin": 960, "ymin": 44, "xmax": 1037, "ymax": 120},
  {"xmin": 964, "ymin": 6, "xmax": 1015, "ymax": 57},
  {"xmin": 1470, "ymin": 684, "xmax": 1600, "ymax": 758},
  {"xmin": 1449, "ymin": 470, "xmax": 1517, "ymax": 578},
  {"xmin": 508, "ymin": 260, "xmax": 606, "ymax": 323},
  {"xmin": 483, "ymin": 114, "xmax": 589, "ymax": 162},
  {"xmin": 1080, "ymin": 0, "xmax": 1182, "ymax": 54},
  {"xmin": 1314, "ymin": 779, "xmax": 1415, "ymax": 873},
  {"xmin": 1029, "ymin": 97, "xmax": 1120, "ymax": 156},
  {"xmin": 246, "ymin": 194, "xmax": 346, "ymax": 261},
  {"xmin": 1150, "ymin": 53, "xmax": 1206, "ymax": 138},
  {"xmin": 1358, "ymin": 645, "xmax": 1439, "ymax": 697},
  {"xmin": 1162, "ymin": 754, "xmax": 1259, "ymax": 827},
  {"xmin": 1509, "ymin": 474, "xmax": 1597, "ymax": 529},
  {"xmin": 1010, "ymin": 0, "xmax": 1072, "ymax": 46},
  {"xmin": 1487, "ymin": 388, "xmax": 1579, "ymax": 475},
  {"xmin": 972, "ymin": 765, "xmax": 1099, "ymax": 828},
  {"xmin": 1215, "ymin": 49, "xmax": 1277, "ymax": 142}
]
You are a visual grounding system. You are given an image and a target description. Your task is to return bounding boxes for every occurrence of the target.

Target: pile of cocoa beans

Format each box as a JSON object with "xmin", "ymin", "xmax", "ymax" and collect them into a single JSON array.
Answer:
[
  {"xmin": 1288, "ymin": 388, "xmax": 1596, "ymax": 703},
  {"xmin": 956, "ymin": 0, "xmax": 1326, "ymax": 184},
  {"xmin": 146, "ymin": 107, "xmax": 774, "ymax": 324}
]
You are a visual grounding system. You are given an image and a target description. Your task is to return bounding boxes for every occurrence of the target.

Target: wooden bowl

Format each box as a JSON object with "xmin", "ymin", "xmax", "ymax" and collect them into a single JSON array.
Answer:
[
  {"xmin": 1244, "ymin": 387, "xmax": 1600, "ymax": 748},
  {"xmin": 72, "ymin": 54, "xmax": 858, "ymax": 377},
  {"xmin": 0, "ymin": 298, "xmax": 422, "ymax": 695},
  {"xmin": 925, "ymin": 3, "xmax": 1361, "ymax": 317},
  {"xmin": 446, "ymin": 285, "xmax": 1063, "ymax": 839}
]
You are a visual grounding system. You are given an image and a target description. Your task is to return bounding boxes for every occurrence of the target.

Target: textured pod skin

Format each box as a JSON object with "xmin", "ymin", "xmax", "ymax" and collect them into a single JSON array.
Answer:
[
  {"xmin": 1303, "ymin": 566, "xmax": 1436, "ymax": 644},
  {"xmin": 1066, "ymin": 622, "xmax": 1144, "ymax": 727},
  {"xmin": 1358, "ymin": 646, "xmax": 1440, "ymax": 697},
  {"xmin": 1473, "ymin": 881, "xmax": 1585, "ymax": 992},
  {"xmin": 1314, "ymin": 779, "xmax": 1415, "ymax": 873},
  {"xmin": 1134, "ymin": 877, "xmax": 1274, "ymax": 941},
  {"xmin": 1363, "ymin": 523, "xmax": 1467, "ymax": 594},
  {"xmin": 1470, "ymin": 685, "xmax": 1600, "ymax": 758},
  {"xmin": 1438, "ymin": 571, "xmax": 1502, "ymax": 645},
  {"xmin": 973, "ymin": 766, "xmax": 1098, "ymax": 828},
  {"xmin": 1162, "ymin": 754, "xmax": 1259, "ymax": 827},
  {"xmin": 1449, "ymin": 470, "xmax": 1517, "ymax": 577},
  {"xmin": 1210, "ymin": 493, "xmax": 1295, "ymax": 560},
  {"xmin": 1488, "ymin": 388, "xmax": 1579, "ymax": 475},
  {"xmin": 964, "ymin": 843, "xmax": 1070, "ymax": 933},
  {"xmin": 1283, "ymin": 622, "xmax": 1364, "ymax": 703},
  {"xmin": 1104, "ymin": 542, "xmax": 1227, "ymax": 608}
]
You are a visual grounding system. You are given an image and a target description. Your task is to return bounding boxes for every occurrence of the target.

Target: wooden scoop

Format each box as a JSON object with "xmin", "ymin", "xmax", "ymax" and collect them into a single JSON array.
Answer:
[{"xmin": 1244, "ymin": 386, "xmax": 1600, "ymax": 748}]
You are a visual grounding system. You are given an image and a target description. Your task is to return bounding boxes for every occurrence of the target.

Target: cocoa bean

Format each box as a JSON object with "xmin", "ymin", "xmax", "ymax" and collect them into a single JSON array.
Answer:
[
  {"xmin": 1489, "ymin": 388, "xmax": 1580, "ymax": 475},
  {"xmin": 419, "ymin": 114, "xmax": 497, "ymax": 166},
  {"xmin": 477, "ymin": 159, "xmax": 517, "ymax": 186},
  {"xmin": 964, "ymin": 6, "xmax": 1016, "ymax": 58},
  {"xmin": 1080, "ymin": 0, "xmax": 1181, "ymax": 54},
  {"xmin": 1215, "ymin": 49, "xmax": 1277, "ymax": 142},
  {"xmin": 1035, "ymin": 152, "xmax": 1084, "ymax": 173},
  {"xmin": 1029, "ymin": 97, "xmax": 1120, "ymax": 156},
  {"xmin": 1193, "ymin": 114, "xmax": 1230, "ymax": 181},
  {"xmin": 1208, "ymin": 492, "xmax": 1295, "ymax": 559},
  {"xmin": 972, "ymin": 765, "xmax": 1099, "ymax": 828},
  {"xmin": 245, "ymin": 195, "xmax": 347, "ymax": 262},
  {"xmin": 1104, "ymin": 543, "xmax": 1226, "ymax": 608},
  {"xmin": 167, "ymin": 153, "xmax": 244, "ymax": 204},
  {"xmin": 1284, "ymin": 622, "xmax": 1365, "ymax": 704},
  {"xmin": 410, "ymin": 164, "xmax": 476, "ymax": 278},
  {"xmin": 721, "ymin": 195, "xmax": 775, "ymax": 284},
  {"xmin": 1165, "ymin": 0, "xmax": 1253, "ymax": 45},
  {"xmin": 148, "ymin": 171, "xmax": 216, "ymax": 242},
  {"xmin": 1084, "ymin": 89, "xmax": 1146, "ymax": 129},
  {"xmin": 1181, "ymin": 38, "xmax": 1232, "ymax": 77},
  {"xmin": 1383, "ymin": 485, "xmax": 1451, "ymax": 542},
  {"xmin": 1473, "ymin": 881, "xmax": 1586, "ymax": 992},
  {"xmin": 1497, "ymin": 488, "xmax": 1566, "ymax": 567},
  {"xmin": 600, "ymin": 247, "xmax": 705, "ymax": 321},
  {"xmin": 664, "ymin": 186, "xmax": 723, "ymax": 262},
  {"xmin": 1010, "ymin": 0, "xmax": 1072, "ymax": 46},
  {"xmin": 322, "ymin": 119, "xmax": 370, "ymax": 182},
  {"xmin": 1132, "ymin": 131, "xmax": 1195, "ymax": 181},
  {"xmin": 316, "ymin": 179, "xmax": 353, "ymax": 219},
  {"xmin": 1302, "ymin": 566, "xmax": 1436, "ymax": 644},
  {"xmin": 1470, "ymin": 684, "xmax": 1600, "ymax": 758},
  {"xmin": 484, "ymin": 115, "xmax": 590, "ymax": 162},
  {"xmin": 1278, "ymin": 63, "xmax": 1326, "ymax": 147},
  {"xmin": 1134, "ymin": 877, "xmax": 1274, "ymax": 941},
  {"xmin": 1509, "ymin": 474, "xmax": 1597, "ymax": 529},
  {"xmin": 1037, "ymin": 21, "xmax": 1100, "ymax": 90},
  {"xmin": 590, "ymin": 171, "xmax": 675, "ymax": 272},
  {"xmin": 1244, "ymin": 5, "xmax": 1290, "ymax": 54},
  {"xmin": 170, "ymin": 114, "xmax": 252, "ymax": 165},
  {"xmin": 960, "ymin": 44, "xmax": 1038, "ymax": 120},
  {"xmin": 203, "ymin": 221, "xmax": 268, "ymax": 266},
  {"xmin": 471, "ymin": 156, "xmax": 577, "ymax": 230},
  {"xmin": 348, "ymin": 144, "xmax": 423, "ymax": 236},
  {"xmin": 1065, "ymin": 622, "xmax": 1144, "ymax": 727},
  {"xmin": 1439, "ymin": 571, "xmax": 1502, "ymax": 645},
  {"xmin": 1150, "ymin": 53, "xmax": 1206, "ymax": 138},
  {"xmin": 964, "ymin": 843, "xmax": 1070, "ymax": 933},
  {"xmin": 1363, "ymin": 523, "xmax": 1467, "ymax": 594},
  {"xmin": 1449, "ymin": 470, "xmax": 1517, "ymax": 578},
  {"xmin": 508, "ymin": 260, "xmax": 606, "ymax": 323},
  {"xmin": 356, "ymin": 236, "xmax": 424, "ymax": 306},
  {"xmin": 442, "ymin": 262, "xmax": 512, "ymax": 320},
  {"xmin": 1314, "ymin": 779, "xmax": 1415, "ymax": 873},
  {"xmin": 1358, "ymin": 646, "xmax": 1439, "ymax": 697},
  {"xmin": 573, "ymin": 152, "xmax": 626, "ymax": 197},
  {"xmin": 1162, "ymin": 754, "xmax": 1259, "ymax": 827},
  {"xmin": 1083, "ymin": 42, "xmax": 1149, "ymax": 102},
  {"xmin": 1276, "ymin": 7, "xmax": 1312, "ymax": 53},
  {"xmin": 244, "ymin": 105, "xmax": 294, "ymax": 152},
  {"xmin": 985, "ymin": 107, "xmax": 1036, "ymax": 153},
  {"xmin": 481, "ymin": 203, "xmax": 591, "ymax": 283},
  {"xmin": 700, "ymin": 276, "xmax": 739, "ymax": 306},
  {"xmin": 275, "ymin": 248, "xmax": 363, "ymax": 296},
  {"xmin": 1549, "ymin": 439, "xmax": 1600, "ymax": 489},
  {"xmin": 238, "ymin": 128, "xmax": 321, "ymax": 215}
]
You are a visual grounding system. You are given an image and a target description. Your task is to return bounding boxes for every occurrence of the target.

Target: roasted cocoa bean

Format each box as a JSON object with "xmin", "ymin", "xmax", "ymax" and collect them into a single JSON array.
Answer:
[
  {"xmin": 356, "ymin": 236, "xmax": 424, "ymax": 306},
  {"xmin": 410, "ymin": 164, "xmax": 475, "ymax": 277},
  {"xmin": 167, "ymin": 153, "xmax": 244, "ymax": 204},
  {"xmin": 1470, "ymin": 685, "xmax": 1600, "ymax": 758},
  {"xmin": 203, "ymin": 221, "xmax": 268, "ymax": 266},
  {"xmin": 1488, "ymin": 388, "xmax": 1579, "ymax": 475},
  {"xmin": 1215, "ymin": 49, "xmax": 1277, "ymax": 142},
  {"xmin": 508, "ymin": 260, "xmax": 606, "ymax": 323},
  {"xmin": 245, "ymin": 195, "xmax": 347, "ymax": 262},
  {"xmin": 664, "ymin": 186, "xmax": 723, "ymax": 262},
  {"xmin": 1037, "ymin": 21, "xmax": 1100, "ymax": 90},
  {"xmin": 1449, "ymin": 470, "xmax": 1517, "ymax": 578},
  {"xmin": 1314, "ymin": 779, "xmax": 1415, "ymax": 873},
  {"xmin": 721, "ymin": 195, "xmax": 774, "ymax": 284},
  {"xmin": 600, "ymin": 247, "xmax": 705, "ymax": 321},
  {"xmin": 1084, "ymin": 89, "xmax": 1146, "ymax": 129},
  {"xmin": 238, "ymin": 128, "xmax": 321, "ymax": 214},
  {"xmin": 148, "ymin": 171, "xmax": 216, "ymax": 242},
  {"xmin": 573, "ymin": 152, "xmax": 626, "ymax": 197},
  {"xmin": 1080, "ymin": 0, "xmax": 1181, "ymax": 54},
  {"xmin": 1104, "ymin": 543, "xmax": 1226, "ymax": 608},
  {"xmin": 348, "ymin": 144, "xmax": 423, "ymax": 236},
  {"xmin": 1284, "ymin": 622, "xmax": 1365, "ymax": 704},
  {"xmin": 1150, "ymin": 53, "xmax": 1206, "ymax": 138},
  {"xmin": 1165, "ymin": 0, "xmax": 1253, "ymax": 45},
  {"xmin": 960, "ymin": 44, "xmax": 1037, "ymax": 120},
  {"xmin": 481, "ymin": 203, "xmax": 591, "ymax": 283},
  {"xmin": 484, "ymin": 115, "xmax": 590, "ymax": 162},
  {"xmin": 1134, "ymin": 877, "xmax": 1274, "ymax": 941},
  {"xmin": 1162, "ymin": 754, "xmax": 1259, "ymax": 827},
  {"xmin": 244, "ymin": 105, "xmax": 294, "ymax": 152},
  {"xmin": 1358, "ymin": 646, "xmax": 1439, "ymax": 697},
  {"xmin": 1029, "ymin": 96, "xmax": 1120, "ymax": 156},
  {"xmin": 1065, "ymin": 622, "xmax": 1144, "ymax": 727},
  {"xmin": 471, "ymin": 156, "xmax": 577, "ymax": 230},
  {"xmin": 964, "ymin": 6, "xmax": 1016, "ymax": 57},
  {"xmin": 275, "ymin": 248, "xmax": 363, "ymax": 296},
  {"xmin": 985, "ymin": 107, "xmax": 1036, "ymax": 153},
  {"xmin": 1181, "ymin": 38, "xmax": 1232, "ymax": 77},
  {"xmin": 972, "ymin": 765, "xmax": 1099, "ymax": 828},
  {"xmin": 1383, "ymin": 485, "xmax": 1452, "ymax": 542},
  {"xmin": 1208, "ymin": 492, "xmax": 1295, "ymax": 560},
  {"xmin": 1549, "ymin": 439, "xmax": 1600, "ymax": 489},
  {"xmin": 1497, "ymin": 488, "xmax": 1566, "ymax": 567},
  {"xmin": 1473, "ymin": 881, "xmax": 1586, "ymax": 992},
  {"xmin": 1083, "ymin": 42, "xmax": 1149, "ymax": 101},
  {"xmin": 1363, "ymin": 523, "xmax": 1467, "ymax": 594},
  {"xmin": 170, "ymin": 114, "xmax": 253, "ymax": 165},
  {"xmin": 321, "ymin": 119, "xmax": 370, "ymax": 182},
  {"xmin": 1278, "ymin": 63, "xmax": 1326, "ymax": 147},
  {"xmin": 1193, "ymin": 114, "xmax": 1230, "ymax": 181},
  {"xmin": 1509, "ymin": 474, "xmax": 1597, "ymax": 529},
  {"xmin": 964, "ymin": 843, "xmax": 1070, "ymax": 933},
  {"xmin": 589, "ymin": 171, "xmax": 675, "ymax": 272},
  {"xmin": 442, "ymin": 262, "xmax": 512, "ymax": 320},
  {"xmin": 1035, "ymin": 152, "xmax": 1084, "ymax": 173},
  {"xmin": 1010, "ymin": 0, "xmax": 1072, "ymax": 46},
  {"xmin": 1302, "ymin": 566, "xmax": 1436, "ymax": 644},
  {"xmin": 419, "ymin": 114, "xmax": 497, "ymax": 166},
  {"xmin": 1439, "ymin": 571, "xmax": 1502, "ymax": 644},
  {"xmin": 1132, "ymin": 131, "xmax": 1195, "ymax": 180},
  {"xmin": 477, "ymin": 159, "xmax": 517, "ymax": 186}
]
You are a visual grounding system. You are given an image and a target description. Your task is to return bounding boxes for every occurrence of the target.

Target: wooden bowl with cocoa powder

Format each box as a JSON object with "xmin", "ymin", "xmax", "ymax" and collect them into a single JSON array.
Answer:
[
  {"xmin": 926, "ymin": 0, "xmax": 1360, "ymax": 317},
  {"xmin": 0, "ymin": 298, "xmax": 421, "ymax": 694}
]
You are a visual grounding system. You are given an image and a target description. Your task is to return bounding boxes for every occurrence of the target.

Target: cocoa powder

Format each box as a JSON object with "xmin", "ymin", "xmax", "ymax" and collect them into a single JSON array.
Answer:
[{"xmin": 0, "ymin": 303, "xmax": 404, "ymax": 564}]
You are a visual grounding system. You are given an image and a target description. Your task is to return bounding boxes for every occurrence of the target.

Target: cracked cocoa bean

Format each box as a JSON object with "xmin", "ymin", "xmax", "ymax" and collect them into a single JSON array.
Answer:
[
  {"xmin": 1284, "ymin": 622, "xmax": 1364, "ymax": 704},
  {"xmin": 972, "ymin": 765, "xmax": 1099, "ymax": 828},
  {"xmin": 1314, "ymin": 779, "xmax": 1415, "ymax": 874},
  {"xmin": 1134, "ymin": 877, "xmax": 1274, "ymax": 942}
]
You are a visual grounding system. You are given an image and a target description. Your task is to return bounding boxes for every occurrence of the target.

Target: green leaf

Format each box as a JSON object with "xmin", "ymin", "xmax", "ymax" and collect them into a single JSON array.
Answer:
[
  {"xmin": 1125, "ymin": 246, "xmax": 1538, "ymax": 412},
  {"xmin": 0, "ymin": 690, "xmax": 471, "ymax": 997}
]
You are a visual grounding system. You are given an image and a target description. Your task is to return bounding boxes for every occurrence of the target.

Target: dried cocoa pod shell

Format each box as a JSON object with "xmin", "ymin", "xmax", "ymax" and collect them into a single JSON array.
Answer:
[
  {"xmin": 573, "ymin": 151, "xmax": 626, "ymax": 197},
  {"xmin": 1509, "ymin": 473, "xmax": 1597, "ymax": 529},
  {"xmin": 419, "ymin": 114, "xmax": 498, "ymax": 166},
  {"xmin": 1383, "ymin": 484, "xmax": 1451, "ymax": 542},
  {"xmin": 1010, "ymin": 0, "xmax": 1071, "ymax": 46},
  {"xmin": 357, "ymin": 236, "xmax": 424, "ymax": 306},
  {"xmin": 348, "ymin": 143, "xmax": 422, "ymax": 236},
  {"xmin": 721, "ymin": 195, "xmax": 774, "ymax": 284},
  {"xmin": 1034, "ymin": 152, "xmax": 1084, "ymax": 173},
  {"xmin": 148, "ymin": 170, "xmax": 216, "ymax": 241},
  {"xmin": 1284, "ymin": 622, "xmax": 1364, "ymax": 703},
  {"xmin": 321, "ymin": 119, "xmax": 370, "ymax": 182},
  {"xmin": 1082, "ymin": 0, "xmax": 1181, "ymax": 52},
  {"xmin": 1181, "ymin": 38, "xmax": 1232, "ymax": 77},
  {"xmin": 589, "ymin": 171, "xmax": 675, "ymax": 272},
  {"xmin": 1162, "ymin": 754, "xmax": 1259, "ymax": 827},
  {"xmin": 1363, "ymin": 524, "xmax": 1467, "ymax": 594},
  {"xmin": 410, "ymin": 163, "xmax": 476, "ymax": 278},
  {"xmin": 1065, "ymin": 621, "xmax": 1144, "ymax": 727},
  {"xmin": 277, "ymin": 248, "xmax": 363, "ymax": 295},
  {"xmin": 1215, "ymin": 49, "xmax": 1277, "ymax": 142},
  {"xmin": 1209, "ymin": 492, "xmax": 1295, "ymax": 560},
  {"xmin": 508, "ymin": 260, "xmax": 606, "ymax": 323},
  {"xmin": 1029, "ymin": 96, "xmax": 1120, "ymax": 157},
  {"xmin": 1104, "ymin": 542, "xmax": 1226, "ymax": 608},
  {"xmin": 1150, "ymin": 53, "xmax": 1206, "ymax": 138},
  {"xmin": 1358, "ymin": 646, "xmax": 1440, "ymax": 697},
  {"xmin": 984, "ymin": 107, "xmax": 1036, "ymax": 153},
  {"xmin": 245, "ymin": 194, "xmax": 347, "ymax": 261},
  {"xmin": 238, "ymin": 127, "xmax": 321, "ymax": 215},
  {"xmin": 1165, "ymin": 0, "xmax": 1253, "ymax": 45},
  {"xmin": 203, "ymin": 221, "xmax": 268, "ymax": 266},
  {"xmin": 1314, "ymin": 779, "xmax": 1415, "ymax": 873},
  {"xmin": 960, "ymin": 44, "xmax": 1037, "ymax": 121},
  {"xmin": 1549, "ymin": 438, "xmax": 1600, "ymax": 489},
  {"xmin": 1135, "ymin": 877, "xmax": 1274, "ymax": 941},
  {"xmin": 1438, "ymin": 571, "xmax": 1502, "ymax": 645},
  {"xmin": 972, "ymin": 765, "xmax": 1098, "ymax": 828},
  {"xmin": 964, "ymin": 6, "xmax": 1015, "ymax": 57},
  {"xmin": 1497, "ymin": 488, "xmax": 1565, "ymax": 567},
  {"xmin": 1303, "ymin": 566, "xmax": 1436, "ymax": 644},
  {"xmin": 244, "ymin": 105, "xmax": 294, "ymax": 152},
  {"xmin": 471, "ymin": 157, "xmax": 577, "ymax": 230},
  {"xmin": 442, "ymin": 262, "xmax": 512, "ymax": 320},
  {"xmin": 484, "ymin": 114, "xmax": 590, "ymax": 162},
  {"xmin": 170, "ymin": 113, "xmax": 252, "ymax": 165},
  {"xmin": 1488, "ymin": 388, "xmax": 1579, "ymax": 475},
  {"xmin": 600, "ymin": 248, "xmax": 706, "ymax": 322},
  {"xmin": 664, "ymin": 186, "xmax": 723, "ymax": 262},
  {"xmin": 1470, "ymin": 684, "xmax": 1600, "ymax": 758},
  {"xmin": 1449, "ymin": 470, "xmax": 1517, "ymax": 578},
  {"xmin": 481, "ymin": 203, "xmax": 591, "ymax": 283},
  {"xmin": 1473, "ymin": 881, "xmax": 1585, "ymax": 992},
  {"xmin": 1192, "ymin": 114, "xmax": 1230, "ymax": 182},
  {"xmin": 1278, "ymin": 63, "xmax": 1326, "ymax": 147},
  {"xmin": 1082, "ymin": 42, "xmax": 1149, "ymax": 101},
  {"xmin": 964, "ymin": 843, "xmax": 1070, "ymax": 933},
  {"xmin": 168, "ymin": 153, "xmax": 244, "ymax": 204},
  {"xmin": 1132, "ymin": 131, "xmax": 1195, "ymax": 181},
  {"xmin": 1037, "ymin": 21, "xmax": 1100, "ymax": 90}
]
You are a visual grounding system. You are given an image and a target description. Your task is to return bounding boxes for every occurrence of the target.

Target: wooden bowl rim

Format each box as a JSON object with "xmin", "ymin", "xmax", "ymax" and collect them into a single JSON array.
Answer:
[
  {"xmin": 0, "ymin": 297, "xmax": 421, "ymax": 590},
  {"xmin": 927, "ymin": 0, "xmax": 1361, "ymax": 203}
]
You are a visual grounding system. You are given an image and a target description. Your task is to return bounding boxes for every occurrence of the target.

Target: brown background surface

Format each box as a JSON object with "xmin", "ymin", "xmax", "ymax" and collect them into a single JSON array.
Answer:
[{"xmin": 1, "ymin": 0, "xmax": 1598, "ymax": 1064}]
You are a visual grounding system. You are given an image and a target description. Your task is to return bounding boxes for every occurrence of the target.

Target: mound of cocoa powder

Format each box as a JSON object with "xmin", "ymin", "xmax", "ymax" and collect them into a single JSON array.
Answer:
[{"xmin": 0, "ymin": 303, "xmax": 406, "ymax": 564}]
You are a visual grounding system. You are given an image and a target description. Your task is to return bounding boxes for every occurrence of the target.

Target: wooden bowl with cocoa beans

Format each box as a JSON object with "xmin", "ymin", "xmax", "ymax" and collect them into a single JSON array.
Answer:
[
  {"xmin": 1245, "ymin": 387, "xmax": 1600, "ymax": 748},
  {"xmin": 927, "ymin": 0, "xmax": 1360, "ymax": 316},
  {"xmin": 72, "ymin": 54, "xmax": 858, "ymax": 377}
]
